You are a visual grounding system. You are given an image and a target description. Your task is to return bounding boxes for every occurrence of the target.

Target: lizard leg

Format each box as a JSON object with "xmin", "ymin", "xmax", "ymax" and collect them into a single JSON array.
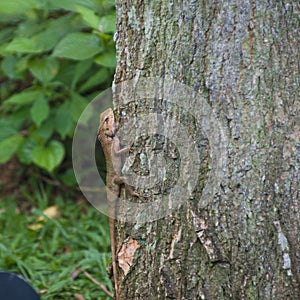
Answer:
[
  {"xmin": 112, "ymin": 175, "xmax": 125, "ymax": 185},
  {"xmin": 124, "ymin": 183, "xmax": 139, "ymax": 197},
  {"xmin": 112, "ymin": 175, "xmax": 139, "ymax": 197}
]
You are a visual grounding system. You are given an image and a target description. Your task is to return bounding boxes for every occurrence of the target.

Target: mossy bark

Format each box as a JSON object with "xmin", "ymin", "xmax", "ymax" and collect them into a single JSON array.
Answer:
[{"xmin": 113, "ymin": 1, "xmax": 299, "ymax": 299}]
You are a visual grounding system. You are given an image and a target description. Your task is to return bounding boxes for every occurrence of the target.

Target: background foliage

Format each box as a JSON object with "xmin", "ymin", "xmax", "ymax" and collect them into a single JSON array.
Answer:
[
  {"xmin": 0, "ymin": 0, "xmax": 115, "ymax": 178},
  {"xmin": 0, "ymin": 1, "xmax": 116, "ymax": 299}
]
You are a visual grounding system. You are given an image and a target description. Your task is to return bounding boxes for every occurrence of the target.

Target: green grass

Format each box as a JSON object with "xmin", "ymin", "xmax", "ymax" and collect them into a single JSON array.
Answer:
[{"xmin": 0, "ymin": 187, "xmax": 112, "ymax": 300}]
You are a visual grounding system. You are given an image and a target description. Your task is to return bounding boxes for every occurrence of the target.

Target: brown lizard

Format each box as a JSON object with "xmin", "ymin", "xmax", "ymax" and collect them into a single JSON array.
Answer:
[{"xmin": 97, "ymin": 108, "xmax": 138, "ymax": 300}]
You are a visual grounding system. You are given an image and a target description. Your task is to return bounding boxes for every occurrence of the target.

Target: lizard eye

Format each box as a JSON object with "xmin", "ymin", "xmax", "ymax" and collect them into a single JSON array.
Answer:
[{"xmin": 104, "ymin": 117, "xmax": 109, "ymax": 123}]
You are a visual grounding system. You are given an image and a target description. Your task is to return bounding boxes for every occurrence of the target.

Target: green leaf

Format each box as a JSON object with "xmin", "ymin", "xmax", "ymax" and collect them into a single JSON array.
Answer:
[
  {"xmin": 98, "ymin": 15, "xmax": 116, "ymax": 33},
  {"xmin": 0, "ymin": 28, "xmax": 15, "ymax": 44},
  {"xmin": 17, "ymin": 137, "xmax": 38, "ymax": 164},
  {"xmin": 79, "ymin": 68, "xmax": 110, "ymax": 93},
  {"xmin": 48, "ymin": 0, "xmax": 99, "ymax": 11},
  {"xmin": 70, "ymin": 93, "xmax": 88, "ymax": 121},
  {"xmin": 71, "ymin": 59, "xmax": 93, "ymax": 89},
  {"xmin": 1, "ymin": 56, "xmax": 18, "ymax": 79},
  {"xmin": 53, "ymin": 33, "xmax": 102, "ymax": 60},
  {"xmin": 102, "ymin": 0, "xmax": 115, "ymax": 7},
  {"xmin": 15, "ymin": 20, "xmax": 42, "ymax": 38},
  {"xmin": 30, "ymin": 96, "xmax": 50, "ymax": 127},
  {"xmin": 5, "ymin": 15, "xmax": 83, "ymax": 54},
  {"xmin": 29, "ymin": 57, "xmax": 59, "ymax": 83},
  {"xmin": 31, "ymin": 14, "xmax": 83, "ymax": 52},
  {"xmin": 0, "ymin": 0, "xmax": 41, "ymax": 15},
  {"xmin": 5, "ymin": 37, "xmax": 44, "ymax": 53},
  {"xmin": 59, "ymin": 168, "xmax": 77, "ymax": 186},
  {"xmin": 4, "ymin": 90, "xmax": 44, "ymax": 106},
  {"xmin": 0, "ymin": 120, "xmax": 18, "ymax": 142},
  {"xmin": 53, "ymin": 61, "xmax": 75, "ymax": 86},
  {"xmin": 32, "ymin": 120, "xmax": 54, "ymax": 141},
  {"xmin": 94, "ymin": 52, "xmax": 116, "ymax": 68},
  {"xmin": 0, "ymin": 42, "xmax": 9, "ymax": 56},
  {"xmin": 75, "ymin": 5, "xmax": 100, "ymax": 29},
  {"xmin": 15, "ymin": 56, "xmax": 30, "ymax": 73},
  {"xmin": 54, "ymin": 104, "xmax": 74, "ymax": 138},
  {"xmin": 7, "ymin": 107, "xmax": 31, "ymax": 129},
  {"xmin": 32, "ymin": 140, "xmax": 65, "ymax": 172},
  {"xmin": 0, "ymin": 135, "xmax": 24, "ymax": 164}
]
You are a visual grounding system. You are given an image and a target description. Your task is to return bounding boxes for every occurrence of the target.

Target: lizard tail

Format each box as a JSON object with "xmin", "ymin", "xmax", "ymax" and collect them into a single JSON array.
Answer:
[{"xmin": 109, "ymin": 217, "xmax": 119, "ymax": 300}]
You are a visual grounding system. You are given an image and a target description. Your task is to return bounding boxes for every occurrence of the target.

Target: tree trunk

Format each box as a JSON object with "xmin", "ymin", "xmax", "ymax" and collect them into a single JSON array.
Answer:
[{"xmin": 112, "ymin": 1, "xmax": 299, "ymax": 299}]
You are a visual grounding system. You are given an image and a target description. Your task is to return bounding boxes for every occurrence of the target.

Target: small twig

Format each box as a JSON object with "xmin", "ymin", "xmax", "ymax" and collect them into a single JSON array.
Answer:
[{"xmin": 81, "ymin": 269, "xmax": 113, "ymax": 298}]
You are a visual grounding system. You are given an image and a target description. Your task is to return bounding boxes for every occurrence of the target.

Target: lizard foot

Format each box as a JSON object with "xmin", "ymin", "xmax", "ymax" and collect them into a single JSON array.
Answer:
[{"xmin": 112, "ymin": 176, "xmax": 139, "ymax": 197}]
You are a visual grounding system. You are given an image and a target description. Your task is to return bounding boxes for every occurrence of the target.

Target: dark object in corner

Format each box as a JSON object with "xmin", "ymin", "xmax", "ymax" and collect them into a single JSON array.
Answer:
[{"xmin": 0, "ymin": 271, "xmax": 40, "ymax": 300}]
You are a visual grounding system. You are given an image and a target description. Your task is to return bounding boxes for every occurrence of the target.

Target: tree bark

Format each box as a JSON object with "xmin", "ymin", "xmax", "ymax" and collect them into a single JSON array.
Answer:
[{"xmin": 112, "ymin": 1, "xmax": 299, "ymax": 299}]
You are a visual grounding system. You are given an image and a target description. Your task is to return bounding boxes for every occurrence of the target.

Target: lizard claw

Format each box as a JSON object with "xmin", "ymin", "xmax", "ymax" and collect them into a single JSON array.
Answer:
[{"xmin": 131, "ymin": 190, "xmax": 139, "ymax": 197}]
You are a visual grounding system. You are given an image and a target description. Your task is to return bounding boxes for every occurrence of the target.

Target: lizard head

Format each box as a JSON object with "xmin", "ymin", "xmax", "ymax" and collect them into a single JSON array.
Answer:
[{"xmin": 99, "ymin": 108, "xmax": 115, "ymax": 140}]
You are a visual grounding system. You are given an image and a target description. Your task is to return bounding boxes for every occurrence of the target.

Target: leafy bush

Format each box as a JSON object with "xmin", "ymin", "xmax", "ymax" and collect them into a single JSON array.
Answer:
[{"xmin": 0, "ymin": 0, "xmax": 116, "ymax": 183}]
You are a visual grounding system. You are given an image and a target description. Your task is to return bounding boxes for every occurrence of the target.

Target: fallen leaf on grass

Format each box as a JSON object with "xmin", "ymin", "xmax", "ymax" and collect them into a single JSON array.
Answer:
[
  {"xmin": 28, "ymin": 223, "xmax": 44, "ymax": 231},
  {"xmin": 37, "ymin": 205, "xmax": 61, "ymax": 221},
  {"xmin": 28, "ymin": 205, "xmax": 61, "ymax": 231}
]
